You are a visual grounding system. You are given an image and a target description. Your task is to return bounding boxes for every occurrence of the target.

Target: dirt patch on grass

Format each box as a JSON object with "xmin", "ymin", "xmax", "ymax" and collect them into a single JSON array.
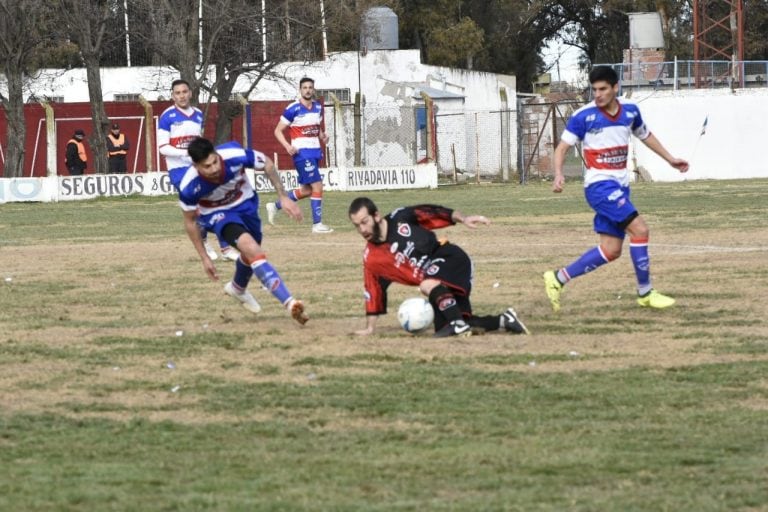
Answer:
[{"xmin": 2, "ymin": 201, "xmax": 767, "ymax": 423}]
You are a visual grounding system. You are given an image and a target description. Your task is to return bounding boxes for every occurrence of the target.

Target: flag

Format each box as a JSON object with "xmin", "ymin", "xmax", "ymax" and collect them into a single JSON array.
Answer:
[{"xmin": 700, "ymin": 116, "xmax": 708, "ymax": 136}]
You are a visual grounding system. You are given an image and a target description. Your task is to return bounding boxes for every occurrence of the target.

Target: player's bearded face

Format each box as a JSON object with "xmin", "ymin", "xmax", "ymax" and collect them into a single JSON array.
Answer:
[{"xmin": 350, "ymin": 208, "xmax": 383, "ymax": 243}]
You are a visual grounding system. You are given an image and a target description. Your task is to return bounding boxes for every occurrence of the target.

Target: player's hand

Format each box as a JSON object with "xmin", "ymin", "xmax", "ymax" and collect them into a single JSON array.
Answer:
[
  {"xmin": 320, "ymin": 133, "xmax": 329, "ymax": 145},
  {"xmin": 202, "ymin": 258, "xmax": 219, "ymax": 281},
  {"xmin": 279, "ymin": 197, "xmax": 304, "ymax": 222},
  {"xmin": 552, "ymin": 174, "xmax": 565, "ymax": 193},
  {"xmin": 463, "ymin": 215, "xmax": 491, "ymax": 228},
  {"xmin": 670, "ymin": 158, "xmax": 690, "ymax": 173},
  {"xmin": 286, "ymin": 145, "xmax": 298, "ymax": 156}
]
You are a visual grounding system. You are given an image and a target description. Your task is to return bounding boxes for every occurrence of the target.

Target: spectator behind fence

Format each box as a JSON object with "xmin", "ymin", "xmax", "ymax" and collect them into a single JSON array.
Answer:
[
  {"xmin": 65, "ymin": 129, "xmax": 88, "ymax": 176},
  {"xmin": 106, "ymin": 122, "xmax": 130, "ymax": 174}
]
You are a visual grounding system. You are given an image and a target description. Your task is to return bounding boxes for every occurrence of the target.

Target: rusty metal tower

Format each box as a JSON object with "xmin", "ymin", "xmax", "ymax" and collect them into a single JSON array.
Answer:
[{"xmin": 693, "ymin": 0, "xmax": 744, "ymax": 86}]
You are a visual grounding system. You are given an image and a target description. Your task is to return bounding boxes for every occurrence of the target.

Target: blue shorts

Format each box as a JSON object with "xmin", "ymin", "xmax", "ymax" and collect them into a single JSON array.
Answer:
[
  {"xmin": 293, "ymin": 155, "xmax": 323, "ymax": 185},
  {"xmin": 200, "ymin": 209, "xmax": 263, "ymax": 245},
  {"xmin": 584, "ymin": 181, "xmax": 637, "ymax": 239}
]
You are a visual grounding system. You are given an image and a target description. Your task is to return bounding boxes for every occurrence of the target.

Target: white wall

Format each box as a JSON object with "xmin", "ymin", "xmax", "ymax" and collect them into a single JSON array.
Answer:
[{"xmin": 632, "ymin": 88, "xmax": 768, "ymax": 181}]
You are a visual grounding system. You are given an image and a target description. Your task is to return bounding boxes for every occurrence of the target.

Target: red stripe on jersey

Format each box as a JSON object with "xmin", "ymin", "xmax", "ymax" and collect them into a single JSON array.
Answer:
[
  {"xmin": 583, "ymin": 145, "xmax": 628, "ymax": 170},
  {"xmin": 289, "ymin": 125, "xmax": 320, "ymax": 139}
]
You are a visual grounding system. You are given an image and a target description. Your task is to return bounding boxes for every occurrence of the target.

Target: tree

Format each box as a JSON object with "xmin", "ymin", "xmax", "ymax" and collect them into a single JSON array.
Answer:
[
  {"xmin": 58, "ymin": 0, "xmax": 124, "ymax": 175},
  {"xmin": 0, "ymin": 0, "xmax": 58, "ymax": 177}
]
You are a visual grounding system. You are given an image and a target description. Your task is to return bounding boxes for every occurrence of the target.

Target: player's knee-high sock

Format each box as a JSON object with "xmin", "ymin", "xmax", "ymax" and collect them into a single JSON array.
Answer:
[
  {"xmin": 629, "ymin": 237, "xmax": 652, "ymax": 295},
  {"xmin": 251, "ymin": 258, "xmax": 293, "ymax": 305},
  {"xmin": 310, "ymin": 192, "xmax": 323, "ymax": 224},
  {"xmin": 275, "ymin": 188, "xmax": 305, "ymax": 210},
  {"xmin": 557, "ymin": 245, "xmax": 614, "ymax": 285},
  {"xmin": 467, "ymin": 315, "xmax": 500, "ymax": 332},
  {"xmin": 232, "ymin": 257, "xmax": 252, "ymax": 290},
  {"xmin": 429, "ymin": 285, "xmax": 463, "ymax": 325}
]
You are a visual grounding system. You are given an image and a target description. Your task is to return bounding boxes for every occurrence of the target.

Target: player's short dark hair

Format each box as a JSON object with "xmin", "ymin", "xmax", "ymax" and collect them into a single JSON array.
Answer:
[
  {"xmin": 171, "ymin": 79, "xmax": 190, "ymax": 91},
  {"xmin": 299, "ymin": 77, "xmax": 314, "ymax": 87},
  {"xmin": 589, "ymin": 66, "xmax": 619, "ymax": 86},
  {"xmin": 349, "ymin": 197, "xmax": 378, "ymax": 217},
  {"xmin": 187, "ymin": 137, "xmax": 215, "ymax": 163}
]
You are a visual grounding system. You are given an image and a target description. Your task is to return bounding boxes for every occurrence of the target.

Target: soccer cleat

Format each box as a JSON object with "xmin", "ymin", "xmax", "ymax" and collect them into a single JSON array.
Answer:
[
  {"xmin": 221, "ymin": 246, "xmax": 240, "ymax": 262},
  {"xmin": 543, "ymin": 270, "xmax": 563, "ymax": 312},
  {"xmin": 501, "ymin": 308, "xmax": 530, "ymax": 335},
  {"xmin": 311, "ymin": 222, "xmax": 334, "ymax": 234},
  {"xmin": 265, "ymin": 202, "xmax": 277, "ymax": 225},
  {"xmin": 637, "ymin": 289, "xmax": 676, "ymax": 309},
  {"xmin": 433, "ymin": 319, "xmax": 472, "ymax": 338},
  {"xmin": 203, "ymin": 240, "xmax": 219, "ymax": 261},
  {"xmin": 288, "ymin": 298, "xmax": 309, "ymax": 325},
  {"xmin": 224, "ymin": 282, "xmax": 261, "ymax": 314}
]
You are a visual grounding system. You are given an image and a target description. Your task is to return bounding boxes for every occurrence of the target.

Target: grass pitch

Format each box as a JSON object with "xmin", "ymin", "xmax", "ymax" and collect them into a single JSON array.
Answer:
[{"xmin": 1, "ymin": 179, "xmax": 767, "ymax": 511}]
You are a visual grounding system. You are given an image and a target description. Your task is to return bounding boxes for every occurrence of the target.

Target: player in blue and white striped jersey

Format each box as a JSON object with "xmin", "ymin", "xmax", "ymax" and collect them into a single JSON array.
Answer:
[
  {"xmin": 170, "ymin": 137, "xmax": 309, "ymax": 325},
  {"xmin": 159, "ymin": 79, "xmax": 236, "ymax": 261},
  {"xmin": 544, "ymin": 66, "xmax": 689, "ymax": 312}
]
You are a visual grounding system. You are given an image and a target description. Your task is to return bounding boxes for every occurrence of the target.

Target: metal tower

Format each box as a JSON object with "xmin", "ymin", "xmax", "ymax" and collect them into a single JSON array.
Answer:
[{"xmin": 693, "ymin": 0, "xmax": 744, "ymax": 86}]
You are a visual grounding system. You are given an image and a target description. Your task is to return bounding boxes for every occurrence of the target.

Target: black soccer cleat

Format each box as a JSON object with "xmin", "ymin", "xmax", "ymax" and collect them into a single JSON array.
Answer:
[
  {"xmin": 501, "ymin": 308, "xmax": 530, "ymax": 335},
  {"xmin": 433, "ymin": 319, "xmax": 472, "ymax": 338}
]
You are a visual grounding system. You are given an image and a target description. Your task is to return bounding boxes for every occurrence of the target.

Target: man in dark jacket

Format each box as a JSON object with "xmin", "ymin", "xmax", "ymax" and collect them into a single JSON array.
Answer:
[{"xmin": 65, "ymin": 129, "xmax": 87, "ymax": 175}]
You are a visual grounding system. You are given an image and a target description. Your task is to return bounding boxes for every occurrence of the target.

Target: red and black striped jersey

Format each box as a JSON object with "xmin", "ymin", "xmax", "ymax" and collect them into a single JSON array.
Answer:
[{"xmin": 361, "ymin": 205, "xmax": 455, "ymax": 315}]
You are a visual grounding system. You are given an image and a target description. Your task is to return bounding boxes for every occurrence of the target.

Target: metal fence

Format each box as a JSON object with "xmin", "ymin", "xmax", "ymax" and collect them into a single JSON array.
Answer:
[{"xmin": 603, "ymin": 60, "xmax": 768, "ymax": 92}]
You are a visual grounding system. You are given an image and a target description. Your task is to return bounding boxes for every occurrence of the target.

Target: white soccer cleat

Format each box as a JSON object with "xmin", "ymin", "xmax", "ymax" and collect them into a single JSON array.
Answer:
[
  {"xmin": 265, "ymin": 202, "xmax": 277, "ymax": 225},
  {"xmin": 221, "ymin": 246, "xmax": 240, "ymax": 262},
  {"xmin": 311, "ymin": 222, "xmax": 334, "ymax": 234},
  {"xmin": 224, "ymin": 282, "xmax": 261, "ymax": 314},
  {"xmin": 203, "ymin": 240, "xmax": 219, "ymax": 261}
]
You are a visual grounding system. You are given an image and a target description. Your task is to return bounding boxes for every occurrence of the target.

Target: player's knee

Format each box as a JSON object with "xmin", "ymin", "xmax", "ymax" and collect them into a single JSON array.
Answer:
[{"xmin": 600, "ymin": 245, "xmax": 622, "ymax": 261}]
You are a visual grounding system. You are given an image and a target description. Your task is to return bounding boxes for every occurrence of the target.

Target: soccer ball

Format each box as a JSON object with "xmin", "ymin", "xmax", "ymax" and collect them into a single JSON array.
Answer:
[{"xmin": 397, "ymin": 297, "xmax": 435, "ymax": 334}]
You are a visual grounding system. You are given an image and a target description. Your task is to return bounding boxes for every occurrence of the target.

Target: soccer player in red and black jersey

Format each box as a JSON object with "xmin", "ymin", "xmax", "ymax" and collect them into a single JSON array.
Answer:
[{"xmin": 348, "ymin": 197, "xmax": 529, "ymax": 338}]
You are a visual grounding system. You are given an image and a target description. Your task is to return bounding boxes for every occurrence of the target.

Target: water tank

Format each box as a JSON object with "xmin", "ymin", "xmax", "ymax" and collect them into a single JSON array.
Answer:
[
  {"xmin": 360, "ymin": 7, "xmax": 398, "ymax": 50},
  {"xmin": 628, "ymin": 12, "xmax": 664, "ymax": 49}
]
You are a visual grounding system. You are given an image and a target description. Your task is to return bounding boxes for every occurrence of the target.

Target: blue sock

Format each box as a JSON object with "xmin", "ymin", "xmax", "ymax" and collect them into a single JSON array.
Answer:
[
  {"xmin": 630, "ymin": 238, "xmax": 652, "ymax": 295},
  {"xmin": 252, "ymin": 260, "xmax": 293, "ymax": 305},
  {"xmin": 561, "ymin": 246, "xmax": 610, "ymax": 283},
  {"xmin": 311, "ymin": 195, "xmax": 322, "ymax": 224},
  {"xmin": 275, "ymin": 190, "xmax": 299, "ymax": 211},
  {"xmin": 232, "ymin": 258, "xmax": 252, "ymax": 290}
]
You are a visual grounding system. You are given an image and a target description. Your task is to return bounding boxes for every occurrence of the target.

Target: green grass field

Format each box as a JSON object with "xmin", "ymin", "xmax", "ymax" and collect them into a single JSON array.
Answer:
[{"xmin": 1, "ymin": 179, "xmax": 767, "ymax": 511}]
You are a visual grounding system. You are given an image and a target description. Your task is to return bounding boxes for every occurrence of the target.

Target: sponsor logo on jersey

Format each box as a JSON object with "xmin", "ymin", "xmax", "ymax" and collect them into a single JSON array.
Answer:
[
  {"xmin": 426, "ymin": 264, "xmax": 440, "ymax": 275},
  {"xmin": 397, "ymin": 223, "xmax": 411, "ymax": 237},
  {"xmin": 390, "ymin": 242, "xmax": 399, "ymax": 253}
]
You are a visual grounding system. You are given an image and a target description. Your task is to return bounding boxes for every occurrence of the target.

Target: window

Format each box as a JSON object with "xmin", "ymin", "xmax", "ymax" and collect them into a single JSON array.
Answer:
[
  {"xmin": 316, "ymin": 88, "xmax": 351, "ymax": 103},
  {"xmin": 114, "ymin": 94, "xmax": 140, "ymax": 102}
]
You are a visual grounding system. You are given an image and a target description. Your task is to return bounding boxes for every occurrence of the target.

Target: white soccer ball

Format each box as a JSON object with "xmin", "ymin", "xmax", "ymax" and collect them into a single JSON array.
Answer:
[{"xmin": 397, "ymin": 297, "xmax": 435, "ymax": 334}]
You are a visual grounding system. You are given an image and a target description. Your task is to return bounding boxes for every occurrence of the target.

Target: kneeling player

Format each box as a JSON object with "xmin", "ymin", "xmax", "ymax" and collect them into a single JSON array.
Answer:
[{"xmin": 348, "ymin": 197, "xmax": 529, "ymax": 337}]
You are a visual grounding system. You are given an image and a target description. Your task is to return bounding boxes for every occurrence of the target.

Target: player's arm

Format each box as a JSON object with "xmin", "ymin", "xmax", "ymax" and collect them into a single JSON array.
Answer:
[
  {"xmin": 261, "ymin": 154, "xmax": 303, "ymax": 222},
  {"xmin": 157, "ymin": 127, "xmax": 188, "ymax": 158},
  {"xmin": 182, "ymin": 209, "xmax": 218, "ymax": 281},
  {"xmin": 355, "ymin": 271, "xmax": 389, "ymax": 336},
  {"xmin": 274, "ymin": 119, "xmax": 297, "ymax": 155},
  {"xmin": 319, "ymin": 105, "xmax": 329, "ymax": 145},
  {"xmin": 552, "ymin": 139, "xmax": 572, "ymax": 193},
  {"xmin": 640, "ymin": 133, "xmax": 689, "ymax": 173},
  {"xmin": 451, "ymin": 209, "xmax": 490, "ymax": 229}
]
